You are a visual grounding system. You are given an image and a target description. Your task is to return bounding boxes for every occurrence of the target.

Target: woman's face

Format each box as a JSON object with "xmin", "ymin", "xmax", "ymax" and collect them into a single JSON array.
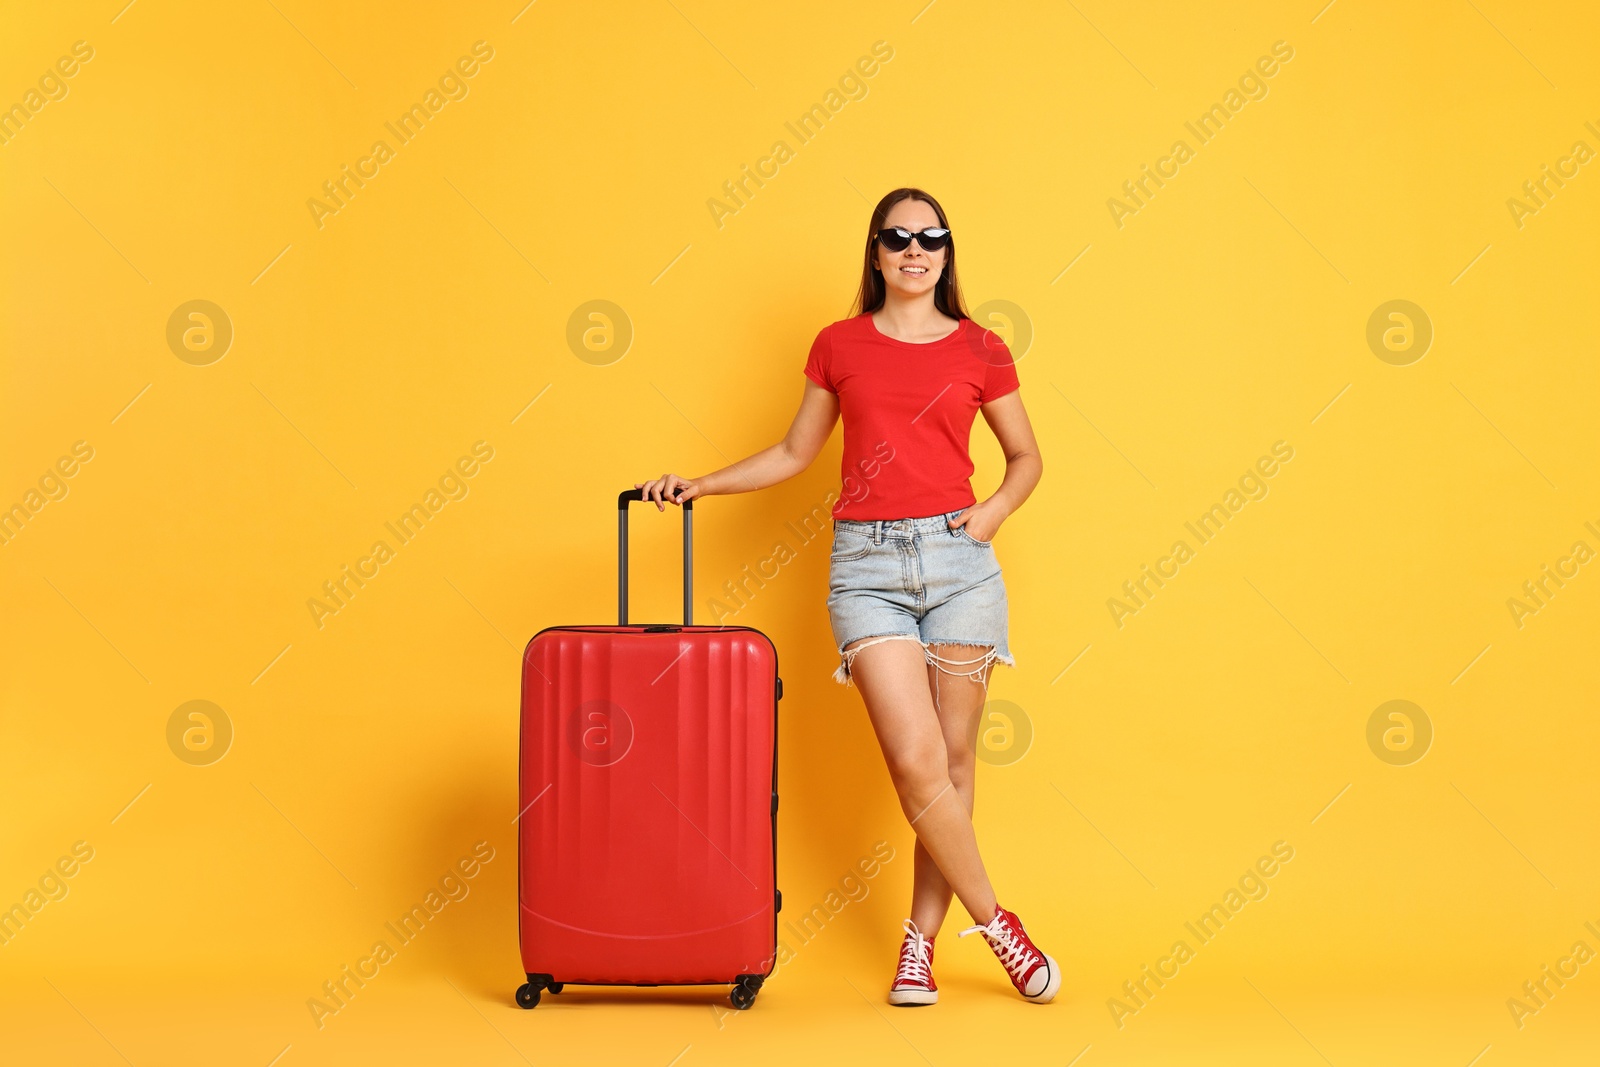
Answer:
[{"xmin": 874, "ymin": 199, "xmax": 947, "ymax": 300}]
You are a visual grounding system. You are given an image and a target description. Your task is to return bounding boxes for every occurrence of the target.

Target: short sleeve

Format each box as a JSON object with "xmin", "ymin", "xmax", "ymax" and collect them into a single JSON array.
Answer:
[
  {"xmin": 978, "ymin": 332, "xmax": 1020, "ymax": 403},
  {"xmin": 803, "ymin": 327, "xmax": 836, "ymax": 393}
]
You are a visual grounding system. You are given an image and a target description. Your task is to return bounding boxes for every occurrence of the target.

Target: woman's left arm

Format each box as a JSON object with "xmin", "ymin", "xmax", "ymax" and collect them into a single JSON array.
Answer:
[{"xmin": 950, "ymin": 390, "xmax": 1043, "ymax": 542}]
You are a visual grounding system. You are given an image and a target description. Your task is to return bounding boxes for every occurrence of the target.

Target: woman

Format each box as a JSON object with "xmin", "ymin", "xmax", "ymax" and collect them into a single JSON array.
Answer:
[{"xmin": 635, "ymin": 187, "xmax": 1055, "ymax": 1006}]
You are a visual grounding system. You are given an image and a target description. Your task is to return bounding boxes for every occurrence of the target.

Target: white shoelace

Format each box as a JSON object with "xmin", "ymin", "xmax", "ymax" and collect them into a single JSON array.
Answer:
[
  {"xmin": 894, "ymin": 919, "xmax": 933, "ymax": 986},
  {"xmin": 959, "ymin": 911, "xmax": 1034, "ymax": 981}
]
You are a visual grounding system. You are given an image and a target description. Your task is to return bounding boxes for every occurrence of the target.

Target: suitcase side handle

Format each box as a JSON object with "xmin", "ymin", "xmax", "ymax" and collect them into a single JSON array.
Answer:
[{"xmin": 617, "ymin": 489, "xmax": 693, "ymax": 626}]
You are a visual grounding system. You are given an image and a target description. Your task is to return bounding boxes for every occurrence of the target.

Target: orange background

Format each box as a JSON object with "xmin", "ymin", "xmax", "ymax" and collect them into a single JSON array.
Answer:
[{"xmin": 2, "ymin": 1, "xmax": 1597, "ymax": 1063}]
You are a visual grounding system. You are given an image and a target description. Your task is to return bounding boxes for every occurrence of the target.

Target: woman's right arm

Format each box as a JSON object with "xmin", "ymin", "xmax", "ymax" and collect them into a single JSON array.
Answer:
[{"xmin": 636, "ymin": 379, "xmax": 839, "ymax": 510}]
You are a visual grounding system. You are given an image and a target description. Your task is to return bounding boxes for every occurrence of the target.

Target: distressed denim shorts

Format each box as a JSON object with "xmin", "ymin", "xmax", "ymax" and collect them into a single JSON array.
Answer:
[{"xmin": 825, "ymin": 508, "xmax": 1015, "ymax": 696}]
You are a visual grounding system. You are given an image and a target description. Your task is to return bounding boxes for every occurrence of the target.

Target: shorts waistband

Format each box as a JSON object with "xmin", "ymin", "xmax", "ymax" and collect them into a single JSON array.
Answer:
[{"xmin": 833, "ymin": 509, "xmax": 965, "ymax": 541}]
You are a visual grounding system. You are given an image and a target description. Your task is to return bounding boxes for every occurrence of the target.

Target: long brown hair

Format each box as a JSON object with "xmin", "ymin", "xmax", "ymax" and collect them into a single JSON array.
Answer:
[{"xmin": 849, "ymin": 187, "xmax": 970, "ymax": 321}]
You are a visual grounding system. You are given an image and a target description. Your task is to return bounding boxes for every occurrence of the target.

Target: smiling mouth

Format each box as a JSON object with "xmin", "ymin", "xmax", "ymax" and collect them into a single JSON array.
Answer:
[{"xmin": 900, "ymin": 266, "xmax": 928, "ymax": 275}]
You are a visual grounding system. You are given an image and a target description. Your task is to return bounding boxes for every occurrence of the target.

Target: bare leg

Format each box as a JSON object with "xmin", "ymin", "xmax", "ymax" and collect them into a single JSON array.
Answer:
[
  {"xmin": 843, "ymin": 635, "xmax": 998, "ymax": 926},
  {"xmin": 909, "ymin": 643, "xmax": 993, "ymax": 937}
]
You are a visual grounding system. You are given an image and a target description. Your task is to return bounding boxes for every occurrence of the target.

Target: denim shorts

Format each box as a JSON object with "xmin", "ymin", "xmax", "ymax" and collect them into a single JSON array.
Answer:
[{"xmin": 825, "ymin": 508, "xmax": 1015, "ymax": 693}]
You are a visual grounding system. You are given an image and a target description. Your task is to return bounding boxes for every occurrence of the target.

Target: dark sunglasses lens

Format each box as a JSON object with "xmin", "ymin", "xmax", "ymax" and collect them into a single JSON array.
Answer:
[
  {"xmin": 915, "ymin": 228, "xmax": 950, "ymax": 250},
  {"xmin": 877, "ymin": 228, "xmax": 912, "ymax": 252}
]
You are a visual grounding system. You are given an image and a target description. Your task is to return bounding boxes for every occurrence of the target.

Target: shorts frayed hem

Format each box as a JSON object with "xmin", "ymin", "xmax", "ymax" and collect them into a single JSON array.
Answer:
[
  {"xmin": 831, "ymin": 632, "xmax": 921, "ymax": 685},
  {"xmin": 830, "ymin": 634, "xmax": 1015, "ymax": 687}
]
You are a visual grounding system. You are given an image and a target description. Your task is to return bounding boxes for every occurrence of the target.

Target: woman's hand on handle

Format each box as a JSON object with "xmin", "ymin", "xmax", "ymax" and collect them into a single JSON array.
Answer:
[{"xmin": 635, "ymin": 474, "xmax": 701, "ymax": 511}]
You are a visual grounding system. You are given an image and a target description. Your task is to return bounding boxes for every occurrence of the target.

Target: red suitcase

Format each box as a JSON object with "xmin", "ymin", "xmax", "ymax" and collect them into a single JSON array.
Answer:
[{"xmin": 515, "ymin": 488, "xmax": 781, "ymax": 1010}]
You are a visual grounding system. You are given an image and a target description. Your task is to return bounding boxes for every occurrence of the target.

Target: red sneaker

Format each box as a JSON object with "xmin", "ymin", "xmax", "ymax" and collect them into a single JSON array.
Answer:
[
  {"xmin": 888, "ymin": 919, "xmax": 938, "ymax": 1006},
  {"xmin": 959, "ymin": 905, "xmax": 1060, "ymax": 1002}
]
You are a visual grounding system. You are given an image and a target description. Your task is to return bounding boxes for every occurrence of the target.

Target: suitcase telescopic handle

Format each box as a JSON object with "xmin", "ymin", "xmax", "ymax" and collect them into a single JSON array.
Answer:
[{"xmin": 617, "ymin": 488, "xmax": 693, "ymax": 626}]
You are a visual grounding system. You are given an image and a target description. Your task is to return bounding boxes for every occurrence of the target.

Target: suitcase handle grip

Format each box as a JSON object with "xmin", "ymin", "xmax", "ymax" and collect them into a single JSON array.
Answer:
[{"xmin": 617, "ymin": 489, "xmax": 693, "ymax": 626}]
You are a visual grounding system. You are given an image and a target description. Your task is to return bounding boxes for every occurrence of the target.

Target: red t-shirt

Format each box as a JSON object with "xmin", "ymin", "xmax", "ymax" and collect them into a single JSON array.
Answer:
[{"xmin": 803, "ymin": 313, "xmax": 1021, "ymax": 520}]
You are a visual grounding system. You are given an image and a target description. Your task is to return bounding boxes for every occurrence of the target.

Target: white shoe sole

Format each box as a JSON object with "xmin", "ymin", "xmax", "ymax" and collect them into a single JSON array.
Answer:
[
  {"xmin": 1023, "ymin": 954, "xmax": 1062, "ymax": 1003},
  {"xmin": 889, "ymin": 987, "xmax": 938, "ymax": 1006}
]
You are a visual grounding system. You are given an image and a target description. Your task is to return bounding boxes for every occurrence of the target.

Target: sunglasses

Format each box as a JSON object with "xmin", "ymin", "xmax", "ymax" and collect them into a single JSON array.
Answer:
[{"xmin": 874, "ymin": 226, "xmax": 952, "ymax": 253}]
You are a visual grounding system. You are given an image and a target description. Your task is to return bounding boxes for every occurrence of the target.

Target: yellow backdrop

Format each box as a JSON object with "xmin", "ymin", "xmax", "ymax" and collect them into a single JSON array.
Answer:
[{"xmin": 2, "ymin": 1, "xmax": 1596, "ymax": 1064}]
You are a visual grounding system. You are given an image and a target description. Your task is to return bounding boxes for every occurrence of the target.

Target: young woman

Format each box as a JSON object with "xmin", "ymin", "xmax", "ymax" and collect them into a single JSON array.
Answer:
[{"xmin": 635, "ymin": 187, "xmax": 1054, "ymax": 1005}]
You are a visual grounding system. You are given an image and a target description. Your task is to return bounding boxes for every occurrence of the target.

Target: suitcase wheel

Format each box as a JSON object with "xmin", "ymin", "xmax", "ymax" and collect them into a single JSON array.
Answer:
[
  {"xmin": 547, "ymin": 982, "xmax": 564, "ymax": 994},
  {"xmin": 515, "ymin": 983, "xmax": 541, "ymax": 1009},
  {"xmin": 730, "ymin": 974, "xmax": 764, "ymax": 1010}
]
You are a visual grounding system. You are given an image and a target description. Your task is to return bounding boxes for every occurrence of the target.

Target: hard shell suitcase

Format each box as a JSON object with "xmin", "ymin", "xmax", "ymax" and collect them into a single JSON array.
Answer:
[{"xmin": 516, "ymin": 489, "xmax": 781, "ymax": 1010}]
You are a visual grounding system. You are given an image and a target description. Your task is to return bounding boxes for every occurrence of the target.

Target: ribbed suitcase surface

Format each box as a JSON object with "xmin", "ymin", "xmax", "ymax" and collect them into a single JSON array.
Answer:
[{"xmin": 519, "ymin": 624, "xmax": 778, "ymax": 984}]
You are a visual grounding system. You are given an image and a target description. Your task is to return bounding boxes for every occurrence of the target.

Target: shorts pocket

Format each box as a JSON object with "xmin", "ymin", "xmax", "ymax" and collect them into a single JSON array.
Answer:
[
  {"xmin": 956, "ymin": 526, "xmax": 993, "ymax": 548},
  {"xmin": 829, "ymin": 529, "xmax": 873, "ymax": 562}
]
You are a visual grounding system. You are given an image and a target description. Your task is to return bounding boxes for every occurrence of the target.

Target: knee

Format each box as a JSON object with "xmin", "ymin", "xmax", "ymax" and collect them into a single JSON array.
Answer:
[
  {"xmin": 884, "ymin": 738, "xmax": 951, "ymax": 806},
  {"xmin": 946, "ymin": 740, "xmax": 977, "ymax": 792},
  {"xmin": 900, "ymin": 772, "xmax": 957, "ymax": 821}
]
